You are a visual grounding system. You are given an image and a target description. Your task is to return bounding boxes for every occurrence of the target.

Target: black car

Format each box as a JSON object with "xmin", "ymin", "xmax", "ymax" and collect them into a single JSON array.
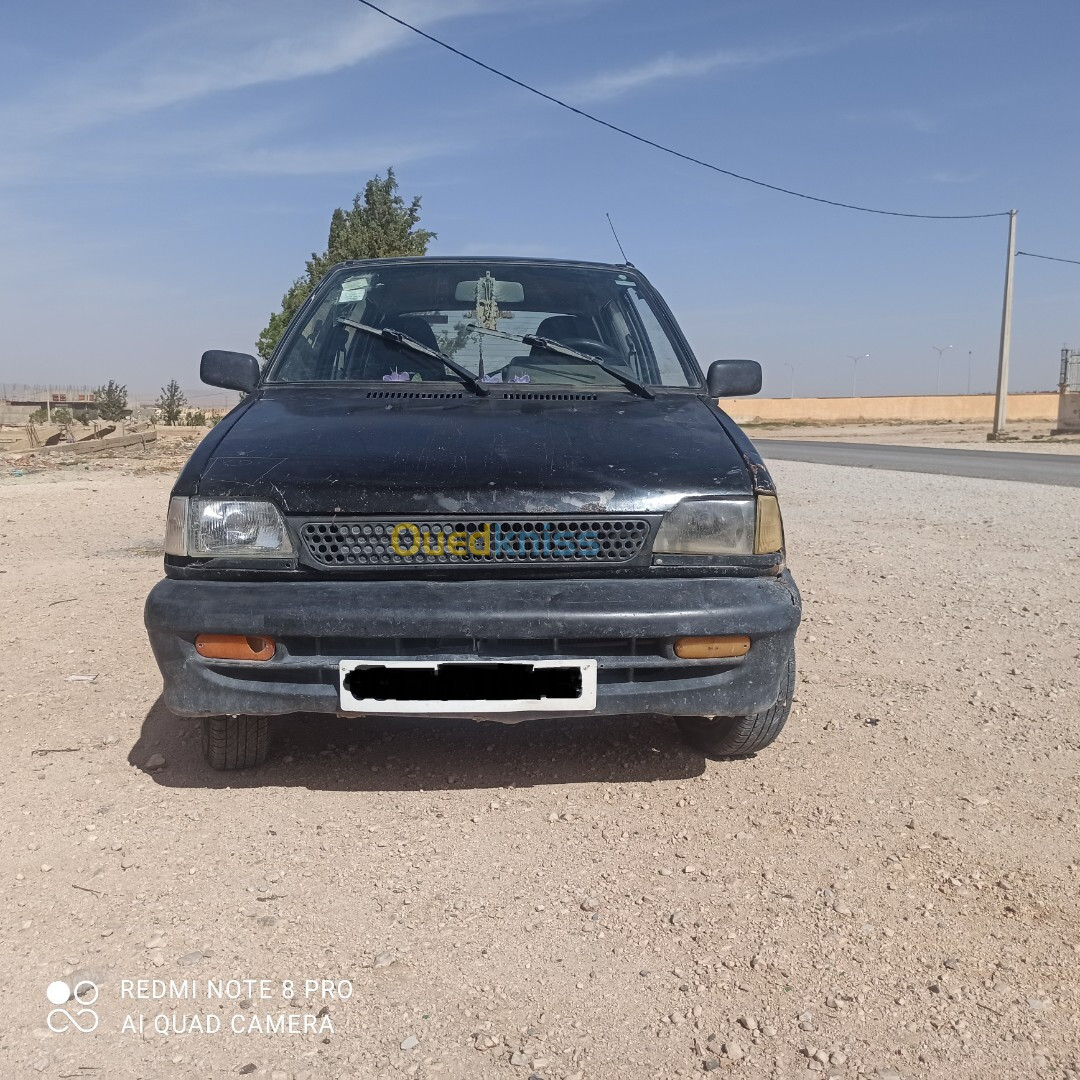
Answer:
[{"xmin": 144, "ymin": 257, "xmax": 801, "ymax": 769}]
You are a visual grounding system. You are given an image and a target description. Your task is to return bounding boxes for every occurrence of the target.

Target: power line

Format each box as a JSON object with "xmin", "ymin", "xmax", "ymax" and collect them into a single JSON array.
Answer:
[
  {"xmin": 355, "ymin": 0, "xmax": 1010, "ymax": 221},
  {"xmin": 1016, "ymin": 251, "xmax": 1080, "ymax": 266}
]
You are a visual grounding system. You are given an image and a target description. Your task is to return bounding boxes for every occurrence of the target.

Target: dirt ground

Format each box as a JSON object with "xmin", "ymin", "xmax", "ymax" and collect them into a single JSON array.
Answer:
[{"xmin": 1, "ymin": 439, "xmax": 1079, "ymax": 1080}]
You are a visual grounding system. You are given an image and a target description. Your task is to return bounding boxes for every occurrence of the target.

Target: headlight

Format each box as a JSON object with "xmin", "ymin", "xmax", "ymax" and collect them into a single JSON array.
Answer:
[
  {"xmin": 653, "ymin": 496, "xmax": 784, "ymax": 556},
  {"xmin": 163, "ymin": 497, "xmax": 294, "ymax": 557}
]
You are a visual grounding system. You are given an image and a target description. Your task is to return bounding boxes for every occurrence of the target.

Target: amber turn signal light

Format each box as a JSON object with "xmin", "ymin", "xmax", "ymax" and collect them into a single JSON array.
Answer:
[
  {"xmin": 195, "ymin": 634, "xmax": 276, "ymax": 661},
  {"xmin": 674, "ymin": 635, "xmax": 751, "ymax": 659}
]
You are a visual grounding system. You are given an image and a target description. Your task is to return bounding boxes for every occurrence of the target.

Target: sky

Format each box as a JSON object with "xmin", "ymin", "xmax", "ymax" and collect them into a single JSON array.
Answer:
[{"xmin": 0, "ymin": 0, "xmax": 1077, "ymax": 403}]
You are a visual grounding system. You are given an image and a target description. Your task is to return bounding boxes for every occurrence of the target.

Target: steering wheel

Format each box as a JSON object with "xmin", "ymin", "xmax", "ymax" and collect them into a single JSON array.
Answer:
[{"xmin": 557, "ymin": 338, "xmax": 626, "ymax": 365}]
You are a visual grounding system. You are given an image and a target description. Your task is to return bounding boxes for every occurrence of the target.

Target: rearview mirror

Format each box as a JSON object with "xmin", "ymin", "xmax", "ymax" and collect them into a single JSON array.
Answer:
[
  {"xmin": 454, "ymin": 277, "xmax": 524, "ymax": 303},
  {"xmin": 201, "ymin": 350, "xmax": 260, "ymax": 395},
  {"xmin": 706, "ymin": 359, "xmax": 762, "ymax": 397}
]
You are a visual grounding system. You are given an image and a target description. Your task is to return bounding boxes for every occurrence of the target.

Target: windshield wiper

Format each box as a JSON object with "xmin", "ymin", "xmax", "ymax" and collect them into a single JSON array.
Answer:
[
  {"xmin": 466, "ymin": 324, "xmax": 655, "ymax": 400},
  {"xmin": 338, "ymin": 318, "xmax": 488, "ymax": 396}
]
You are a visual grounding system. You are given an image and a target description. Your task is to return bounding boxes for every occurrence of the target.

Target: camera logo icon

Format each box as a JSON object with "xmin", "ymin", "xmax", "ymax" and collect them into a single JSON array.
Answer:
[{"xmin": 46, "ymin": 979, "xmax": 99, "ymax": 1033}]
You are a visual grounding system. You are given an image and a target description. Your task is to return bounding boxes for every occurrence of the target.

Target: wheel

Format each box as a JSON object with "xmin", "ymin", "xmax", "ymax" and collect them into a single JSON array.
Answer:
[
  {"xmin": 201, "ymin": 715, "xmax": 271, "ymax": 770},
  {"xmin": 676, "ymin": 650, "xmax": 796, "ymax": 759}
]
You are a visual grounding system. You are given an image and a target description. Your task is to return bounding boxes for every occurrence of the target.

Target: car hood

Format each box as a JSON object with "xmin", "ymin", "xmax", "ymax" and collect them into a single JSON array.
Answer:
[{"xmin": 190, "ymin": 387, "xmax": 752, "ymax": 514}]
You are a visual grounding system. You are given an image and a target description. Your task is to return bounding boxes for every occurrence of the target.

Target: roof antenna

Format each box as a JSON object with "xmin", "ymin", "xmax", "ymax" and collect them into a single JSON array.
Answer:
[{"xmin": 606, "ymin": 213, "xmax": 632, "ymax": 266}]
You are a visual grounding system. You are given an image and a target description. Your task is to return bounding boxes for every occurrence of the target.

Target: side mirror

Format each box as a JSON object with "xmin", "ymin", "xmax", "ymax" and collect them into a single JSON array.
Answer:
[
  {"xmin": 201, "ymin": 350, "xmax": 260, "ymax": 395},
  {"xmin": 706, "ymin": 359, "xmax": 762, "ymax": 397}
]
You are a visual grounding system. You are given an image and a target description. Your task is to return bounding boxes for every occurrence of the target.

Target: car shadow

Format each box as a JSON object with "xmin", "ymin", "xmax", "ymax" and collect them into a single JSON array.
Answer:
[{"xmin": 129, "ymin": 697, "xmax": 707, "ymax": 791}]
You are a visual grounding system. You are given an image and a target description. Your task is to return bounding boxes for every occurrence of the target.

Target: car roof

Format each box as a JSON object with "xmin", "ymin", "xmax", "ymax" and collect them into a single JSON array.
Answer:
[{"xmin": 328, "ymin": 255, "xmax": 638, "ymax": 273}]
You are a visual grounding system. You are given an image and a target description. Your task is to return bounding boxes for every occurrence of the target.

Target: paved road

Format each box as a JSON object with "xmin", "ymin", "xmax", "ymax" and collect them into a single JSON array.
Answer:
[{"xmin": 756, "ymin": 439, "xmax": 1080, "ymax": 488}]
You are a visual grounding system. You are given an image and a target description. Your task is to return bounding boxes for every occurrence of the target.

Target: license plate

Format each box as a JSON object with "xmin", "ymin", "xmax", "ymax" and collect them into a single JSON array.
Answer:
[{"xmin": 338, "ymin": 659, "xmax": 597, "ymax": 713}]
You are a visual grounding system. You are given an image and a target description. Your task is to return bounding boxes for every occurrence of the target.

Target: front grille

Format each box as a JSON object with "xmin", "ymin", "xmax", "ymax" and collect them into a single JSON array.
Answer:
[{"xmin": 300, "ymin": 517, "xmax": 652, "ymax": 566}]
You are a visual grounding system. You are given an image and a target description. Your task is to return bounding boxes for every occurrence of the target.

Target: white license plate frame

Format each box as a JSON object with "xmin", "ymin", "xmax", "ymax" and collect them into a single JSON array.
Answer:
[{"xmin": 338, "ymin": 658, "xmax": 597, "ymax": 714}]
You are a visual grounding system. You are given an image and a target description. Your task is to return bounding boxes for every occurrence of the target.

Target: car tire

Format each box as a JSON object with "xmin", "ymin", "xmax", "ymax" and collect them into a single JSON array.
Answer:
[
  {"xmin": 675, "ymin": 650, "xmax": 795, "ymax": 758},
  {"xmin": 201, "ymin": 715, "xmax": 271, "ymax": 770}
]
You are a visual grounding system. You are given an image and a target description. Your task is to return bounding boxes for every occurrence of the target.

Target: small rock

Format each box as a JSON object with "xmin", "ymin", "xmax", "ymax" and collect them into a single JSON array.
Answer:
[
  {"xmin": 400, "ymin": 1035, "xmax": 419, "ymax": 1050},
  {"xmin": 69, "ymin": 967, "xmax": 108, "ymax": 990},
  {"xmin": 146, "ymin": 933, "xmax": 164, "ymax": 949},
  {"xmin": 580, "ymin": 897, "xmax": 600, "ymax": 912},
  {"xmin": 510, "ymin": 1051, "xmax": 530, "ymax": 1066},
  {"xmin": 144, "ymin": 753, "xmax": 166, "ymax": 771},
  {"xmin": 1027, "ymin": 996, "xmax": 1052, "ymax": 1012},
  {"xmin": 373, "ymin": 952, "xmax": 395, "ymax": 968},
  {"xmin": 738, "ymin": 1016, "xmax": 757, "ymax": 1030},
  {"xmin": 178, "ymin": 950, "xmax": 207, "ymax": 965},
  {"xmin": 703, "ymin": 1060, "xmax": 721, "ymax": 1072},
  {"xmin": 723, "ymin": 1042, "xmax": 744, "ymax": 1060},
  {"xmin": 238, "ymin": 1066, "xmax": 257, "ymax": 1076}
]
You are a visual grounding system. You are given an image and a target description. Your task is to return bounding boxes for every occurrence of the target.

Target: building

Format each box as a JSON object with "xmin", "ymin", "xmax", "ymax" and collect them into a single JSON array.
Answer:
[{"xmin": 1055, "ymin": 349, "xmax": 1080, "ymax": 434}]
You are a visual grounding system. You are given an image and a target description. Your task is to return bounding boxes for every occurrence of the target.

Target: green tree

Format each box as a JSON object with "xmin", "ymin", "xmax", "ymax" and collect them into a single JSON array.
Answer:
[
  {"xmin": 51, "ymin": 408, "xmax": 73, "ymax": 431},
  {"xmin": 156, "ymin": 380, "xmax": 187, "ymax": 426},
  {"xmin": 184, "ymin": 409, "xmax": 207, "ymax": 427},
  {"xmin": 256, "ymin": 168, "xmax": 435, "ymax": 360},
  {"xmin": 436, "ymin": 319, "xmax": 473, "ymax": 357},
  {"xmin": 27, "ymin": 407, "xmax": 48, "ymax": 425},
  {"xmin": 94, "ymin": 380, "xmax": 130, "ymax": 422}
]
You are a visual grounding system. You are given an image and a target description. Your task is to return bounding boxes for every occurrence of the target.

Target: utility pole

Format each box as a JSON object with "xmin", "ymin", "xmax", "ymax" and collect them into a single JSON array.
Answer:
[
  {"xmin": 991, "ymin": 209, "xmax": 1017, "ymax": 438},
  {"xmin": 932, "ymin": 345, "xmax": 953, "ymax": 395},
  {"xmin": 847, "ymin": 354, "xmax": 869, "ymax": 397}
]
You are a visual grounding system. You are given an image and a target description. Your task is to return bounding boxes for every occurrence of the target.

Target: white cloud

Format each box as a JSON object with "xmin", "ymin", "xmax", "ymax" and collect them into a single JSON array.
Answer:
[
  {"xmin": 561, "ymin": 18, "xmax": 937, "ymax": 104},
  {"xmin": 564, "ymin": 44, "xmax": 818, "ymax": 104},
  {"xmin": 0, "ymin": 0, "xmax": 543, "ymax": 184},
  {"xmin": 0, "ymin": 0, "xmax": 489, "ymax": 138},
  {"xmin": 845, "ymin": 107, "xmax": 941, "ymax": 134},
  {"xmin": 926, "ymin": 168, "xmax": 982, "ymax": 184}
]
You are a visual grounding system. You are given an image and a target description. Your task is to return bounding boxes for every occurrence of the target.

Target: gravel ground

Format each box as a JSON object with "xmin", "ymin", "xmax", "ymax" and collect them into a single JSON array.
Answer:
[{"xmin": 1, "ymin": 456, "xmax": 1078, "ymax": 1080}]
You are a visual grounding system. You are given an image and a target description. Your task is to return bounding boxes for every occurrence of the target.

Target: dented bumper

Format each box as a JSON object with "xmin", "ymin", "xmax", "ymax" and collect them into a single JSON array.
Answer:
[{"xmin": 144, "ymin": 572, "xmax": 801, "ymax": 722}]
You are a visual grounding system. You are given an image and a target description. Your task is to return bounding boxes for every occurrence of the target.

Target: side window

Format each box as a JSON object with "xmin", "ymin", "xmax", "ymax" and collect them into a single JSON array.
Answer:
[
  {"xmin": 603, "ymin": 303, "xmax": 644, "ymax": 377},
  {"xmin": 626, "ymin": 288, "xmax": 692, "ymax": 387}
]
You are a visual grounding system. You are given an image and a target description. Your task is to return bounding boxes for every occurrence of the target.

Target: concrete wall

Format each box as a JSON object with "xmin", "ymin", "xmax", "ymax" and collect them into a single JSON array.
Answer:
[
  {"xmin": 717, "ymin": 392, "xmax": 1059, "ymax": 424},
  {"xmin": 0, "ymin": 404, "xmax": 35, "ymax": 426},
  {"xmin": 1056, "ymin": 393, "xmax": 1080, "ymax": 433}
]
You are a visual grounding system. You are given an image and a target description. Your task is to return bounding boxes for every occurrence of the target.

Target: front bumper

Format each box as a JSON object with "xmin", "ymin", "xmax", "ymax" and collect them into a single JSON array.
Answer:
[{"xmin": 144, "ymin": 572, "xmax": 801, "ymax": 722}]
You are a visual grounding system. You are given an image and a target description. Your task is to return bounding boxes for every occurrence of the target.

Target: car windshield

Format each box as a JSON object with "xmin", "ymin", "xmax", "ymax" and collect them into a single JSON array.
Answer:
[{"xmin": 266, "ymin": 261, "xmax": 699, "ymax": 389}]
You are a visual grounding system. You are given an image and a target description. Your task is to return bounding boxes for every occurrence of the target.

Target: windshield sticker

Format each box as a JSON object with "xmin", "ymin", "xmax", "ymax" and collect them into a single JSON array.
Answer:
[{"xmin": 338, "ymin": 276, "xmax": 370, "ymax": 303}]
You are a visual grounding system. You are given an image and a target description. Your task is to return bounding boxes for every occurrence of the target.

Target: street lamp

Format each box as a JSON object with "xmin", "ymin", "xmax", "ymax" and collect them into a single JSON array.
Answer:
[
  {"xmin": 932, "ymin": 345, "xmax": 953, "ymax": 395},
  {"xmin": 783, "ymin": 361, "xmax": 795, "ymax": 398},
  {"xmin": 847, "ymin": 354, "xmax": 869, "ymax": 397}
]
